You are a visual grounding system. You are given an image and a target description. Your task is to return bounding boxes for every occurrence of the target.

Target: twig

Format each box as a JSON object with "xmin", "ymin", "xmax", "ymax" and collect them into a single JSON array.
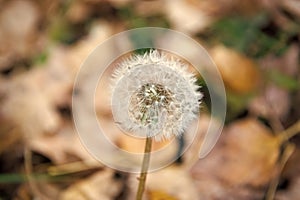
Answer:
[
  {"xmin": 265, "ymin": 120, "xmax": 300, "ymax": 200},
  {"xmin": 265, "ymin": 144, "xmax": 295, "ymax": 200},
  {"xmin": 278, "ymin": 120, "xmax": 300, "ymax": 143},
  {"xmin": 47, "ymin": 159, "xmax": 102, "ymax": 176},
  {"xmin": 136, "ymin": 137, "xmax": 153, "ymax": 200},
  {"xmin": 24, "ymin": 146, "xmax": 48, "ymax": 199}
]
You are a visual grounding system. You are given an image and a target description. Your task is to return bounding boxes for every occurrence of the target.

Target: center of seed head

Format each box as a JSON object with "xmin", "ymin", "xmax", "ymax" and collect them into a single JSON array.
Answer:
[{"xmin": 128, "ymin": 83, "xmax": 174, "ymax": 126}]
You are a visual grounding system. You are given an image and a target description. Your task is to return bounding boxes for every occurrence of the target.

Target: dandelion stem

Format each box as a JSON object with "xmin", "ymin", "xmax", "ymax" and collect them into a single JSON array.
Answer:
[{"xmin": 136, "ymin": 137, "xmax": 153, "ymax": 200}]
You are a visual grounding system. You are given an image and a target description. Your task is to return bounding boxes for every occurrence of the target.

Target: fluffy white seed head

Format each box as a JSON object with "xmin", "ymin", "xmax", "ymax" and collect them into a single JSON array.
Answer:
[{"xmin": 111, "ymin": 50, "xmax": 202, "ymax": 141}]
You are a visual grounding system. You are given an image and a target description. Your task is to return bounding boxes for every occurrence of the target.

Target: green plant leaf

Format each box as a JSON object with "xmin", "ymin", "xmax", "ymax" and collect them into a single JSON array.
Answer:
[{"xmin": 268, "ymin": 70, "xmax": 299, "ymax": 91}]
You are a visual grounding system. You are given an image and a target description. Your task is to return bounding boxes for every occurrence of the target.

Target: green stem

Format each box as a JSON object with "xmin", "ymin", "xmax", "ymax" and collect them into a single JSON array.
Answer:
[{"xmin": 136, "ymin": 137, "xmax": 153, "ymax": 200}]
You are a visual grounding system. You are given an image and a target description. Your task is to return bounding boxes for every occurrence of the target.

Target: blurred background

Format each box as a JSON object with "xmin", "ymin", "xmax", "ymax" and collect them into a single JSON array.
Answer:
[{"xmin": 0, "ymin": 0, "xmax": 300, "ymax": 199}]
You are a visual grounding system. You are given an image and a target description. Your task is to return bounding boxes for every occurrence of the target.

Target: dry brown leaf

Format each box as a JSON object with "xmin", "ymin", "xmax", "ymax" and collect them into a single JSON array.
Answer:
[
  {"xmin": 191, "ymin": 118, "xmax": 280, "ymax": 187},
  {"xmin": 193, "ymin": 174, "xmax": 264, "ymax": 200},
  {"xmin": 66, "ymin": 1, "xmax": 90, "ymax": 24},
  {"xmin": 134, "ymin": 1, "xmax": 165, "ymax": 17},
  {"xmin": 259, "ymin": 44, "xmax": 299, "ymax": 77},
  {"xmin": 0, "ymin": 46, "xmax": 73, "ymax": 138},
  {"xmin": 190, "ymin": 118, "xmax": 285, "ymax": 199},
  {"xmin": 280, "ymin": 0, "xmax": 300, "ymax": 19},
  {"xmin": 250, "ymin": 45, "xmax": 299, "ymax": 120},
  {"xmin": 0, "ymin": 123, "xmax": 22, "ymax": 154},
  {"xmin": 59, "ymin": 169, "xmax": 123, "ymax": 200},
  {"xmin": 28, "ymin": 124, "xmax": 96, "ymax": 164},
  {"xmin": 262, "ymin": 0, "xmax": 299, "ymax": 30},
  {"xmin": 188, "ymin": 0, "xmax": 264, "ymax": 17},
  {"xmin": 148, "ymin": 190, "xmax": 178, "ymax": 200},
  {"xmin": 249, "ymin": 84, "xmax": 290, "ymax": 120},
  {"xmin": 66, "ymin": 21, "xmax": 113, "ymax": 75},
  {"xmin": 128, "ymin": 166, "xmax": 199, "ymax": 200},
  {"xmin": 0, "ymin": 0, "xmax": 41, "ymax": 70},
  {"xmin": 210, "ymin": 45, "xmax": 261, "ymax": 94},
  {"xmin": 0, "ymin": 71, "xmax": 61, "ymax": 137},
  {"xmin": 165, "ymin": 0, "xmax": 213, "ymax": 34},
  {"xmin": 221, "ymin": 118, "xmax": 279, "ymax": 186}
]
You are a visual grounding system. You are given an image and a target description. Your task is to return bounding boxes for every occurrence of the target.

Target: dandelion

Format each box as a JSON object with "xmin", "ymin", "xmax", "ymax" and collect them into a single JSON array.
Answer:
[
  {"xmin": 111, "ymin": 49, "xmax": 202, "ymax": 200},
  {"xmin": 111, "ymin": 50, "xmax": 202, "ymax": 140}
]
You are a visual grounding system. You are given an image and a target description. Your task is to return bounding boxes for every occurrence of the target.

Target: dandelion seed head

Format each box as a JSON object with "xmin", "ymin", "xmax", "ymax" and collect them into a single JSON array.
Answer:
[{"xmin": 111, "ymin": 50, "xmax": 202, "ymax": 141}]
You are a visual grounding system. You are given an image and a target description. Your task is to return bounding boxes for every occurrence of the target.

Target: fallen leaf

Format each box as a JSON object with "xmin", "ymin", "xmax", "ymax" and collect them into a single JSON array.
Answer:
[
  {"xmin": 218, "ymin": 118, "xmax": 280, "ymax": 186},
  {"xmin": 134, "ymin": 1, "xmax": 165, "ymax": 17},
  {"xmin": 249, "ymin": 84, "xmax": 290, "ymax": 120},
  {"xmin": 0, "ymin": 46, "xmax": 73, "ymax": 138},
  {"xmin": 128, "ymin": 166, "xmax": 199, "ymax": 200},
  {"xmin": 188, "ymin": 0, "xmax": 264, "ymax": 17},
  {"xmin": 66, "ymin": 1, "xmax": 90, "ymax": 24},
  {"xmin": 28, "ymin": 124, "xmax": 96, "ymax": 164},
  {"xmin": 279, "ymin": 0, "xmax": 300, "ymax": 20},
  {"xmin": 165, "ymin": 0, "xmax": 213, "ymax": 34},
  {"xmin": 148, "ymin": 190, "xmax": 178, "ymax": 200},
  {"xmin": 250, "ymin": 45, "xmax": 299, "ymax": 120},
  {"xmin": 191, "ymin": 118, "xmax": 280, "ymax": 187},
  {"xmin": 193, "ymin": 174, "xmax": 264, "ymax": 200},
  {"xmin": 0, "ymin": 0, "xmax": 41, "ymax": 70},
  {"xmin": 59, "ymin": 169, "xmax": 123, "ymax": 200},
  {"xmin": 0, "ymin": 71, "xmax": 61, "ymax": 137},
  {"xmin": 210, "ymin": 45, "xmax": 261, "ymax": 94},
  {"xmin": 66, "ymin": 21, "xmax": 113, "ymax": 75}
]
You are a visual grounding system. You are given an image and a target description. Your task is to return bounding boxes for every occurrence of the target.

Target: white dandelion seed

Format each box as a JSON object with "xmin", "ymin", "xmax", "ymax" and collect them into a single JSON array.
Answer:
[{"xmin": 111, "ymin": 50, "xmax": 202, "ymax": 141}]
